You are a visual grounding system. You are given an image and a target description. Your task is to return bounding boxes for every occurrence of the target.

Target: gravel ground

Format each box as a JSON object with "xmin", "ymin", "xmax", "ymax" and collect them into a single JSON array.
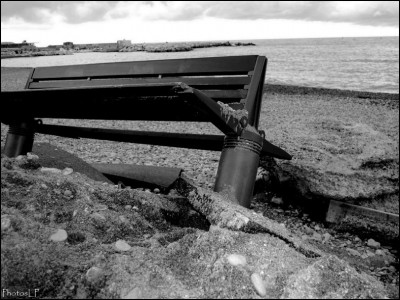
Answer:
[{"xmin": 1, "ymin": 67, "xmax": 399, "ymax": 297}]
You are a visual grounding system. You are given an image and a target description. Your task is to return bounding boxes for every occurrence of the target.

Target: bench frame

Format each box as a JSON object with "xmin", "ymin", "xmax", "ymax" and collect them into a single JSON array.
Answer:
[{"xmin": 2, "ymin": 55, "xmax": 291, "ymax": 208}]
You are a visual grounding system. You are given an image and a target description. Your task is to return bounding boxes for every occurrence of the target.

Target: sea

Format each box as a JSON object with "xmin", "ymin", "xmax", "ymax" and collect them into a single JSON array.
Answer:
[{"xmin": 1, "ymin": 36, "xmax": 399, "ymax": 94}]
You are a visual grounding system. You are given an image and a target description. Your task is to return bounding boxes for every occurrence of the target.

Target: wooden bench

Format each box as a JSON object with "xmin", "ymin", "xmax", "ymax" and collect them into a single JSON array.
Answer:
[{"xmin": 2, "ymin": 55, "xmax": 291, "ymax": 207}]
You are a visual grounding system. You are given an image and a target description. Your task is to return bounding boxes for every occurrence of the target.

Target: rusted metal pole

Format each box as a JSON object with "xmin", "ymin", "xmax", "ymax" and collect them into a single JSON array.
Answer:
[
  {"xmin": 3, "ymin": 120, "xmax": 35, "ymax": 157},
  {"xmin": 214, "ymin": 128, "xmax": 263, "ymax": 208}
]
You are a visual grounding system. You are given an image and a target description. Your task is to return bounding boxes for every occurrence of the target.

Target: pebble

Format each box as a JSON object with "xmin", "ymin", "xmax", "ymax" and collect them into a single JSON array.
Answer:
[
  {"xmin": 50, "ymin": 229, "xmax": 68, "ymax": 242},
  {"xmin": 62, "ymin": 168, "xmax": 74, "ymax": 175},
  {"xmin": 250, "ymin": 273, "xmax": 267, "ymax": 297},
  {"xmin": 122, "ymin": 287, "xmax": 142, "ymax": 299},
  {"xmin": 40, "ymin": 167, "xmax": 62, "ymax": 174},
  {"xmin": 85, "ymin": 266, "xmax": 105, "ymax": 285},
  {"xmin": 270, "ymin": 196, "xmax": 283, "ymax": 205},
  {"xmin": 226, "ymin": 254, "xmax": 247, "ymax": 267},
  {"xmin": 322, "ymin": 232, "xmax": 332, "ymax": 242},
  {"xmin": 1, "ymin": 215, "xmax": 12, "ymax": 233},
  {"xmin": 64, "ymin": 190, "xmax": 73, "ymax": 197},
  {"xmin": 96, "ymin": 204, "xmax": 108, "ymax": 211},
  {"xmin": 347, "ymin": 248, "xmax": 361, "ymax": 257},
  {"xmin": 303, "ymin": 226, "xmax": 314, "ymax": 235},
  {"xmin": 41, "ymin": 184, "xmax": 48, "ymax": 189},
  {"xmin": 16, "ymin": 155, "xmax": 25, "ymax": 161},
  {"xmin": 124, "ymin": 205, "xmax": 132, "ymax": 210},
  {"xmin": 91, "ymin": 213, "xmax": 106, "ymax": 222},
  {"xmin": 27, "ymin": 153, "xmax": 39, "ymax": 160},
  {"xmin": 115, "ymin": 240, "xmax": 131, "ymax": 251},
  {"xmin": 118, "ymin": 215, "xmax": 129, "ymax": 225},
  {"xmin": 367, "ymin": 239, "xmax": 380, "ymax": 249},
  {"xmin": 311, "ymin": 232, "xmax": 323, "ymax": 242}
]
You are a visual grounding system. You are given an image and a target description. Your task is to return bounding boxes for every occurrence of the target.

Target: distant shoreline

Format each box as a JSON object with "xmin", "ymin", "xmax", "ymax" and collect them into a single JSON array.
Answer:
[{"xmin": 1, "ymin": 41, "xmax": 255, "ymax": 59}]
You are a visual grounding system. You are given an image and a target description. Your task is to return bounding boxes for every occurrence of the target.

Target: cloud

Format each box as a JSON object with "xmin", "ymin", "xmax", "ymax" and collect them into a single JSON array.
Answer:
[
  {"xmin": 149, "ymin": 1, "xmax": 399, "ymax": 27},
  {"xmin": 1, "ymin": 1, "xmax": 120, "ymax": 24},
  {"xmin": 1, "ymin": 1, "xmax": 399, "ymax": 27}
]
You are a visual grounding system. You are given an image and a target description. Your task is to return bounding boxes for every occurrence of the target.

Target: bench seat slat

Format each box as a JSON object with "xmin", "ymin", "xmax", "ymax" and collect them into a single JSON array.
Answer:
[
  {"xmin": 1, "ymin": 85, "xmax": 237, "ymax": 122},
  {"xmin": 28, "ymin": 82, "xmax": 247, "ymax": 100},
  {"xmin": 28, "ymin": 76, "xmax": 251, "ymax": 89},
  {"xmin": 31, "ymin": 56, "xmax": 258, "ymax": 80}
]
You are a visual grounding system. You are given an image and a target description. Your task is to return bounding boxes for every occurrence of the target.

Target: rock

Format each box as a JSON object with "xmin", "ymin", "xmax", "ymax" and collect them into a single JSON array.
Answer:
[
  {"xmin": 124, "ymin": 205, "xmax": 132, "ymax": 210},
  {"xmin": 27, "ymin": 153, "xmax": 39, "ymax": 160},
  {"xmin": 153, "ymin": 188, "xmax": 160, "ymax": 194},
  {"xmin": 91, "ymin": 213, "xmax": 106, "ymax": 225},
  {"xmin": 62, "ymin": 167, "xmax": 73, "ymax": 175},
  {"xmin": 388, "ymin": 266, "xmax": 396, "ymax": 272},
  {"xmin": 64, "ymin": 190, "xmax": 72, "ymax": 197},
  {"xmin": 375, "ymin": 249, "xmax": 385, "ymax": 256},
  {"xmin": 251, "ymin": 273, "xmax": 267, "ymax": 297},
  {"xmin": 1, "ymin": 215, "xmax": 12, "ymax": 233},
  {"xmin": 303, "ymin": 226, "xmax": 314, "ymax": 235},
  {"xmin": 322, "ymin": 233, "xmax": 332, "ymax": 242},
  {"xmin": 49, "ymin": 229, "xmax": 68, "ymax": 242},
  {"xmin": 282, "ymin": 255, "xmax": 387, "ymax": 298},
  {"xmin": 347, "ymin": 248, "xmax": 361, "ymax": 257},
  {"xmin": 226, "ymin": 254, "xmax": 247, "ymax": 267},
  {"xmin": 40, "ymin": 167, "xmax": 62, "ymax": 174},
  {"xmin": 122, "ymin": 287, "xmax": 142, "ymax": 299},
  {"xmin": 115, "ymin": 240, "xmax": 131, "ymax": 252},
  {"xmin": 270, "ymin": 119, "xmax": 398, "ymax": 207},
  {"xmin": 85, "ymin": 266, "xmax": 105, "ymax": 286},
  {"xmin": 95, "ymin": 204, "xmax": 108, "ymax": 211},
  {"xmin": 270, "ymin": 196, "xmax": 284, "ymax": 205},
  {"xmin": 367, "ymin": 239, "xmax": 381, "ymax": 249},
  {"xmin": 118, "ymin": 216, "xmax": 129, "ymax": 225},
  {"xmin": 15, "ymin": 154, "xmax": 41, "ymax": 169},
  {"xmin": 311, "ymin": 232, "xmax": 323, "ymax": 242}
]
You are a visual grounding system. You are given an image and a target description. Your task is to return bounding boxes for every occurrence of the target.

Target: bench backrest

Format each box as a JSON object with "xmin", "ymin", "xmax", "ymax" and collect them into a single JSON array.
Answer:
[{"xmin": 26, "ymin": 55, "xmax": 267, "ymax": 127}]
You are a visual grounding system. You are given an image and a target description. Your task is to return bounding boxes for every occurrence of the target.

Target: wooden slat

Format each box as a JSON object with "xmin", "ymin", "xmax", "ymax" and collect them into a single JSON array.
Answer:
[
  {"xmin": 244, "ymin": 56, "xmax": 267, "ymax": 126},
  {"xmin": 28, "ymin": 76, "xmax": 251, "ymax": 90},
  {"xmin": 202, "ymin": 89, "xmax": 247, "ymax": 99},
  {"xmin": 32, "ymin": 56, "xmax": 258, "ymax": 80},
  {"xmin": 29, "ymin": 81, "xmax": 246, "ymax": 100}
]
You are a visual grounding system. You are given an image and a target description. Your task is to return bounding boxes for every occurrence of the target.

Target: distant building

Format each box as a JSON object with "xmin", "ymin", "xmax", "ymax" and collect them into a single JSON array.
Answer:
[
  {"xmin": 117, "ymin": 39, "xmax": 132, "ymax": 49},
  {"xmin": 1, "ymin": 41, "xmax": 35, "ymax": 49},
  {"xmin": 63, "ymin": 42, "xmax": 74, "ymax": 50}
]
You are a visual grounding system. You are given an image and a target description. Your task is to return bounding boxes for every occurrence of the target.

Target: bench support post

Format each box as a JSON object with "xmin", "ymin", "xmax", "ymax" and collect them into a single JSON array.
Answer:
[
  {"xmin": 4, "ymin": 120, "xmax": 35, "ymax": 157},
  {"xmin": 214, "ymin": 130, "xmax": 263, "ymax": 208}
]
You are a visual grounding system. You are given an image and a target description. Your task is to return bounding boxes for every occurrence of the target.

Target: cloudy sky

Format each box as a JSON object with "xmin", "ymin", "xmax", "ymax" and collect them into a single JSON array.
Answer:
[{"xmin": 1, "ymin": 1, "xmax": 398, "ymax": 47}]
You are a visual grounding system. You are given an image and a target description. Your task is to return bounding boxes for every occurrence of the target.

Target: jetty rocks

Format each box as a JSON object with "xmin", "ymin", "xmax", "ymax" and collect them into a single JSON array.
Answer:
[{"xmin": 1, "ymin": 154, "xmax": 388, "ymax": 298}]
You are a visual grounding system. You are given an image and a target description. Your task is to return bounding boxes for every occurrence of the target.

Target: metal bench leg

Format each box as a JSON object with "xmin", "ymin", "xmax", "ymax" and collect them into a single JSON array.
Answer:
[
  {"xmin": 214, "ymin": 131, "xmax": 263, "ymax": 208},
  {"xmin": 4, "ymin": 120, "xmax": 35, "ymax": 157}
]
